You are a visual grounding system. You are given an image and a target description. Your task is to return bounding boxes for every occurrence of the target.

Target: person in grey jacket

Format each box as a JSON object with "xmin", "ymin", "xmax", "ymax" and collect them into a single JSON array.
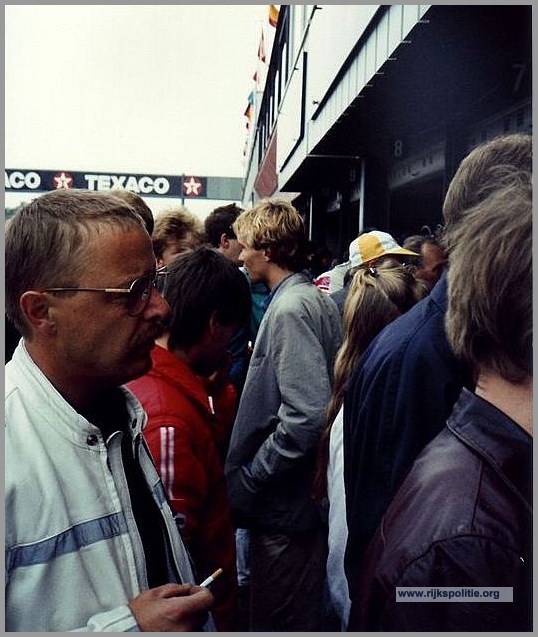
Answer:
[
  {"xmin": 5, "ymin": 189, "xmax": 214, "ymax": 632},
  {"xmin": 224, "ymin": 197, "xmax": 343, "ymax": 631}
]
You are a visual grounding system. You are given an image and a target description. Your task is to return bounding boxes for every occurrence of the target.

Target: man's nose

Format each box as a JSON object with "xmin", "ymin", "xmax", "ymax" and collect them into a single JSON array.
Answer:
[{"xmin": 147, "ymin": 286, "xmax": 171, "ymax": 319}]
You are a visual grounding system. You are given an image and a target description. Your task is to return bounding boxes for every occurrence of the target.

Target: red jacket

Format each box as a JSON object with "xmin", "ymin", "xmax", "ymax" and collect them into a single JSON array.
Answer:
[{"xmin": 127, "ymin": 344, "xmax": 238, "ymax": 631}]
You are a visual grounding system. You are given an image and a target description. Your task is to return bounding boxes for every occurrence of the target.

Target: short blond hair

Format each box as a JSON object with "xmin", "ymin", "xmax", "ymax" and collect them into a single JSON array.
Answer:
[
  {"xmin": 152, "ymin": 206, "xmax": 205, "ymax": 259},
  {"xmin": 233, "ymin": 197, "xmax": 307, "ymax": 271}
]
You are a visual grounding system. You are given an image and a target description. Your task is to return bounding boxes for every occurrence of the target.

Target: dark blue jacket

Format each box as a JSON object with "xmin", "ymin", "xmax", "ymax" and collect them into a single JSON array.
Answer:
[
  {"xmin": 343, "ymin": 272, "xmax": 474, "ymax": 593},
  {"xmin": 349, "ymin": 388, "xmax": 532, "ymax": 632},
  {"xmin": 228, "ymin": 321, "xmax": 250, "ymax": 393}
]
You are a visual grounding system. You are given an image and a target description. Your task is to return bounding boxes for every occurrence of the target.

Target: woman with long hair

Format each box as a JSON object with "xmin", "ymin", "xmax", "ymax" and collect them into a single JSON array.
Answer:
[{"xmin": 314, "ymin": 259, "xmax": 428, "ymax": 629}]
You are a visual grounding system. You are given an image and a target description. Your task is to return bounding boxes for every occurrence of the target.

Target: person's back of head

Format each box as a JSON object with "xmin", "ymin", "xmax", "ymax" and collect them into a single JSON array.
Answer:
[
  {"xmin": 164, "ymin": 245, "xmax": 251, "ymax": 366},
  {"xmin": 446, "ymin": 173, "xmax": 531, "ymax": 385},
  {"xmin": 332, "ymin": 259, "xmax": 428, "ymax": 422},
  {"xmin": 204, "ymin": 203, "xmax": 244, "ymax": 266},
  {"xmin": 233, "ymin": 197, "xmax": 308, "ymax": 272},
  {"xmin": 342, "ymin": 260, "xmax": 428, "ymax": 361},
  {"xmin": 5, "ymin": 188, "xmax": 147, "ymax": 338},
  {"xmin": 204, "ymin": 203, "xmax": 243, "ymax": 248},
  {"xmin": 107, "ymin": 189, "xmax": 155, "ymax": 235},
  {"xmin": 442, "ymin": 133, "xmax": 532, "ymax": 254},
  {"xmin": 152, "ymin": 206, "xmax": 205, "ymax": 266},
  {"xmin": 401, "ymin": 234, "xmax": 434, "ymax": 255},
  {"xmin": 402, "ymin": 233, "xmax": 447, "ymax": 290}
]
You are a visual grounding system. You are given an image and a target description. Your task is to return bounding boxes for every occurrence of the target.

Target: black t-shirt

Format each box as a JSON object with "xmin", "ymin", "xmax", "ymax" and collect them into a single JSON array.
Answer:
[{"xmin": 83, "ymin": 389, "xmax": 179, "ymax": 588}]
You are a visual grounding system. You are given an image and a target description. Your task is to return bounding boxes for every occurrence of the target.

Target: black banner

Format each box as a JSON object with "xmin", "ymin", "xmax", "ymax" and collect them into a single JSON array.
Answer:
[{"xmin": 5, "ymin": 169, "xmax": 210, "ymax": 198}]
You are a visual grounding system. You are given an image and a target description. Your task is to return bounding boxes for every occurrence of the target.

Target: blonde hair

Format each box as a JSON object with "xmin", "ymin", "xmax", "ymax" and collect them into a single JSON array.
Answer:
[
  {"xmin": 151, "ymin": 206, "xmax": 205, "ymax": 259},
  {"xmin": 233, "ymin": 197, "xmax": 307, "ymax": 271}
]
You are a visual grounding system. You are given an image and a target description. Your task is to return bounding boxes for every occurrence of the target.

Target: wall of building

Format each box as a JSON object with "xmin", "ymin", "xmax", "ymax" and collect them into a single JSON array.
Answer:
[{"xmin": 242, "ymin": 4, "xmax": 532, "ymax": 259}]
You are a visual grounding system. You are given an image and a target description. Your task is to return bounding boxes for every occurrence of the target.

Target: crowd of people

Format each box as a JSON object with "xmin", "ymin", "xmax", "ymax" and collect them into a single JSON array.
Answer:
[{"xmin": 5, "ymin": 132, "xmax": 532, "ymax": 632}]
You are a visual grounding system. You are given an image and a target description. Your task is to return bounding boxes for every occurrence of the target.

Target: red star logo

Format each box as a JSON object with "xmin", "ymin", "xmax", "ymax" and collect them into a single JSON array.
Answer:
[
  {"xmin": 183, "ymin": 176, "xmax": 203, "ymax": 196},
  {"xmin": 53, "ymin": 171, "xmax": 74, "ymax": 189}
]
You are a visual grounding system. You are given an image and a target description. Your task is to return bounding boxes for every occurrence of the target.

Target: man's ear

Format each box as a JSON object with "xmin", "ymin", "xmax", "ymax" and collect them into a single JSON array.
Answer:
[
  {"xmin": 263, "ymin": 245, "xmax": 274, "ymax": 262},
  {"xmin": 220, "ymin": 233, "xmax": 230, "ymax": 250},
  {"xmin": 208, "ymin": 309, "xmax": 221, "ymax": 336},
  {"xmin": 19, "ymin": 291, "xmax": 57, "ymax": 336}
]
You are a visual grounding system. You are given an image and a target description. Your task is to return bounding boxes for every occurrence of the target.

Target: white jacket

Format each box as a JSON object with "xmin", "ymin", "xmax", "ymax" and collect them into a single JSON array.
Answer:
[{"xmin": 5, "ymin": 342, "xmax": 210, "ymax": 632}]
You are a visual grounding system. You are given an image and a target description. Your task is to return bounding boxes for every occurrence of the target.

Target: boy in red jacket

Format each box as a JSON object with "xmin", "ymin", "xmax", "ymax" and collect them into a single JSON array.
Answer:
[{"xmin": 128, "ymin": 245, "xmax": 251, "ymax": 631}]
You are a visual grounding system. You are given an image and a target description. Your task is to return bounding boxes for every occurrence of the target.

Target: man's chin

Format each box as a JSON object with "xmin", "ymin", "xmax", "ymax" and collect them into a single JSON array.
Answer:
[
  {"xmin": 121, "ymin": 354, "xmax": 153, "ymax": 385},
  {"xmin": 245, "ymin": 270, "xmax": 260, "ymax": 284}
]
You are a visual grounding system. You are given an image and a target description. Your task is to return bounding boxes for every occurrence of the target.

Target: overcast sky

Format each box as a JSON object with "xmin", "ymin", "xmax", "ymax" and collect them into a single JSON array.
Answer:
[{"xmin": 5, "ymin": 5, "xmax": 271, "ymax": 216}]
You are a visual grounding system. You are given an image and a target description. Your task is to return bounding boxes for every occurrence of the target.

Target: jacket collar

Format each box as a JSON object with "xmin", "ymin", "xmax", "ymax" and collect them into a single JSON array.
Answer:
[
  {"xmin": 447, "ymin": 387, "xmax": 532, "ymax": 513},
  {"xmin": 11, "ymin": 340, "xmax": 146, "ymax": 440},
  {"xmin": 264, "ymin": 270, "xmax": 310, "ymax": 310},
  {"xmin": 429, "ymin": 268, "xmax": 448, "ymax": 312},
  {"xmin": 148, "ymin": 344, "xmax": 212, "ymax": 412}
]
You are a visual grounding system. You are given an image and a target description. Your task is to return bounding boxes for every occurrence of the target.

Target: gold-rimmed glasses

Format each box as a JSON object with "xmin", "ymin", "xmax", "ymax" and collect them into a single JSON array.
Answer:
[{"xmin": 42, "ymin": 267, "xmax": 168, "ymax": 317}]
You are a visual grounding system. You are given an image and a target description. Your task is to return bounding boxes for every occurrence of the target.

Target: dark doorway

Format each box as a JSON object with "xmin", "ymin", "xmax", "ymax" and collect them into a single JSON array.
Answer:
[{"xmin": 388, "ymin": 174, "xmax": 444, "ymax": 243}]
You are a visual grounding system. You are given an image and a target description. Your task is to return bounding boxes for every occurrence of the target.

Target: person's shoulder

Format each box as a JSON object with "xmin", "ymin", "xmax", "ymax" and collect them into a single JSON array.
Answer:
[
  {"xmin": 128, "ymin": 355, "xmax": 209, "ymax": 417},
  {"xmin": 279, "ymin": 274, "xmax": 338, "ymax": 312},
  {"xmin": 380, "ymin": 418, "xmax": 527, "ymax": 556},
  {"xmin": 330, "ymin": 286, "xmax": 347, "ymax": 304},
  {"xmin": 361, "ymin": 431, "xmax": 481, "ymax": 571},
  {"xmin": 360, "ymin": 290, "xmax": 445, "ymax": 366},
  {"xmin": 5, "ymin": 361, "xmax": 20, "ymax": 400}
]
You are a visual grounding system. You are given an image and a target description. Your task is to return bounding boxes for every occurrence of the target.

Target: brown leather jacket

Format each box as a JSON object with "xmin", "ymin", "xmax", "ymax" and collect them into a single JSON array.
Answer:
[{"xmin": 349, "ymin": 388, "xmax": 532, "ymax": 632}]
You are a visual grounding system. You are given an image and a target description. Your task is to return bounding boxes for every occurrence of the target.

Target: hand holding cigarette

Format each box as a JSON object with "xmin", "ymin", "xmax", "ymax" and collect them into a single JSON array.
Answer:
[{"xmin": 128, "ymin": 582, "xmax": 213, "ymax": 631}]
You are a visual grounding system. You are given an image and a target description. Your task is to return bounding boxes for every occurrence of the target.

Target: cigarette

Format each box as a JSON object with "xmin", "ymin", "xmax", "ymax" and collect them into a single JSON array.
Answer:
[{"xmin": 199, "ymin": 567, "xmax": 223, "ymax": 588}]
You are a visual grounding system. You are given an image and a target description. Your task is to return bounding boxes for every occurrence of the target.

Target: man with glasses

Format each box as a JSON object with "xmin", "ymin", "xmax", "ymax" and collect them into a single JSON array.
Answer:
[{"xmin": 5, "ymin": 189, "xmax": 214, "ymax": 632}]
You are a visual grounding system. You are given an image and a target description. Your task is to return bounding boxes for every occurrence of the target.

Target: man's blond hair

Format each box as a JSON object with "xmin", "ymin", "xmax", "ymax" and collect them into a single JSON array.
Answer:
[{"xmin": 233, "ymin": 198, "xmax": 307, "ymax": 271}]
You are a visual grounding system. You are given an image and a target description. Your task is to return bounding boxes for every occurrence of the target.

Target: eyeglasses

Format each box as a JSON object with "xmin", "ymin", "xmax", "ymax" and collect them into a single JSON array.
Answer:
[{"xmin": 42, "ymin": 267, "xmax": 168, "ymax": 317}]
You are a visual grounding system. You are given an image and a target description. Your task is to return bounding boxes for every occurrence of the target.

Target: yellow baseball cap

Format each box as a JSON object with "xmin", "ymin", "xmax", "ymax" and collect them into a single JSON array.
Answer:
[{"xmin": 350, "ymin": 231, "xmax": 420, "ymax": 268}]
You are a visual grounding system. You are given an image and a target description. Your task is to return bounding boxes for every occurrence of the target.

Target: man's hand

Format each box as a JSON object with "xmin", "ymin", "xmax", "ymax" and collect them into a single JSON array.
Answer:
[{"xmin": 128, "ymin": 583, "xmax": 214, "ymax": 632}]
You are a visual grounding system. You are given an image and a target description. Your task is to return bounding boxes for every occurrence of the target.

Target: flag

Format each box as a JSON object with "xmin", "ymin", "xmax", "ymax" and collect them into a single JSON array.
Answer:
[
  {"xmin": 244, "ymin": 91, "xmax": 255, "ymax": 129},
  {"xmin": 257, "ymin": 28, "xmax": 266, "ymax": 63},
  {"xmin": 269, "ymin": 5, "xmax": 279, "ymax": 28},
  {"xmin": 254, "ymin": 25, "xmax": 268, "ymax": 90},
  {"xmin": 244, "ymin": 103, "xmax": 253, "ymax": 128},
  {"xmin": 253, "ymin": 62, "xmax": 267, "ymax": 91}
]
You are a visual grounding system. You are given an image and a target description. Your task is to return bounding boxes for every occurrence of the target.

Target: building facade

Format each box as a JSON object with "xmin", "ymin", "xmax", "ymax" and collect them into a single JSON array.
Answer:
[{"xmin": 242, "ymin": 5, "xmax": 532, "ymax": 261}]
